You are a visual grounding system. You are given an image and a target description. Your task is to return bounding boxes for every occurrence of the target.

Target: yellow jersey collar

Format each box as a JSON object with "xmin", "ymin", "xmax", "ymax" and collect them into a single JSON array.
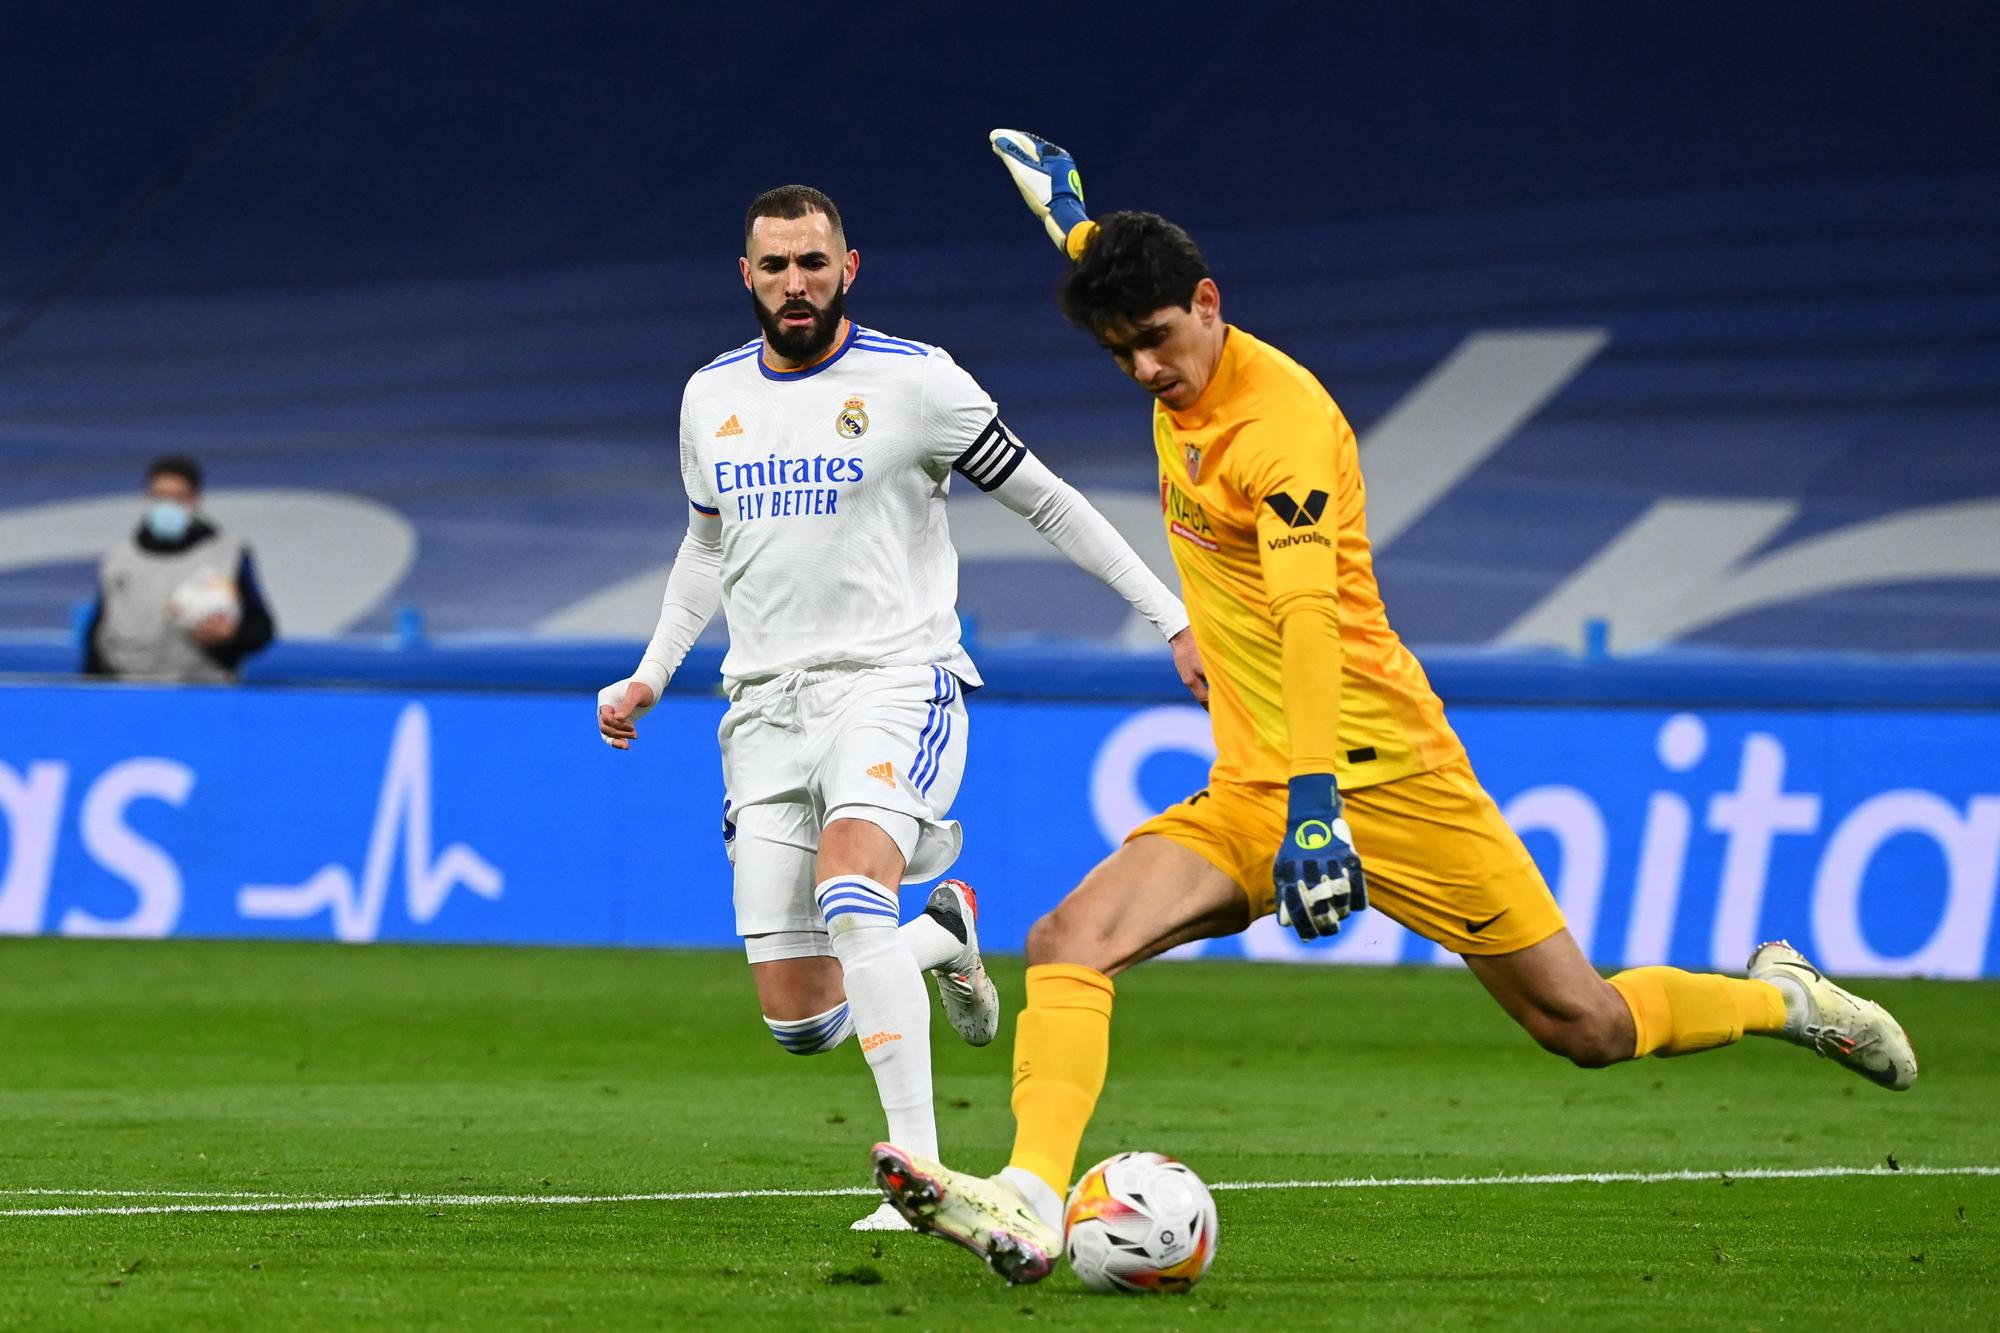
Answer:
[{"xmin": 1168, "ymin": 324, "xmax": 1245, "ymax": 429}]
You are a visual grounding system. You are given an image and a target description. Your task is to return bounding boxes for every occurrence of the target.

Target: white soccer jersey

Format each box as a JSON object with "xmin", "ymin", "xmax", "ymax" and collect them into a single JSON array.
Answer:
[
  {"xmin": 679, "ymin": 323, "xmax": 1022, "ymax": 687},
  {"xmin": 616, "ymin": 320, "xmax": 1187, "ymax": 703}
]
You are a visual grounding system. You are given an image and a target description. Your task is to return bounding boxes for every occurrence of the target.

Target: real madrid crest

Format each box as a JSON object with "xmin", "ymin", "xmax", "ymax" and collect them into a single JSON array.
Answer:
[
  {"xmin": 1184, "ymin": 441, "xmax": 1204, "ymax": 482},
  {"xmin": 836, "ymin": 396, "xmax": 870, "ymax": 440}
]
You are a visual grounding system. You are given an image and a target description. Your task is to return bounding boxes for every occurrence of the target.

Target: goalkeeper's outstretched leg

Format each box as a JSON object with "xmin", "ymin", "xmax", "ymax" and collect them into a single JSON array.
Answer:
[{"xmin": 1463, "ymin": 929, "xmax": 1917, "ymax": 1089}]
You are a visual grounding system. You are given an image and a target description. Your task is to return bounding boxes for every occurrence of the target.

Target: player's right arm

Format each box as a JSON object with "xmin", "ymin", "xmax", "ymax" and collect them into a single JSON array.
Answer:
[
  {"xmin": 1236, "ymin": 418, "xmax": 1369, "ymax": 937},
  {"xmin": 598, "ymin": 398, "xmax": 726, "ymax": 749}
]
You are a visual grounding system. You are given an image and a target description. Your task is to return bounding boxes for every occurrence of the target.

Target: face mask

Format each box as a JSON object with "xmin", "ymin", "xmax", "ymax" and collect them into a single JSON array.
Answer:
[{"xmin": 143, "ymin": 500, "xmax": 192, "ymax": 543}]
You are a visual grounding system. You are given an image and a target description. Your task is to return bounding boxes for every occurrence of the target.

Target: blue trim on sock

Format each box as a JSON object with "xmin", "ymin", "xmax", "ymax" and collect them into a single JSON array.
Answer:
[
  {"xmin": 770, "ymin": 1003, "xmax": 851, "ymax": 1051},
  {"xmin": 823, "ymin": 903, "xmax": 899, "ymax": 924},
  {"xmin": 818, "ymin": 894, "xmax": 893, "ymax": 916}
]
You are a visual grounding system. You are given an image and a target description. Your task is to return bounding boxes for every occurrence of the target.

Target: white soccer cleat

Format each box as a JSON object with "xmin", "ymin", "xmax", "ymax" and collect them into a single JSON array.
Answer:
[
  {"xmin": 1748, "ymin": 940, "xmax": 1918, "ymax": 1091},
  {"xmin": 925, "ymin": 879, "xmax": 999, "ymax": 1047},
  {"xmin": 850, "ymin": 1200, "xmax": 914, "ymax": 1232},
  {"xmin": 871, "ymin": 1143, "xmax": 1060, "ymax": 1286}
]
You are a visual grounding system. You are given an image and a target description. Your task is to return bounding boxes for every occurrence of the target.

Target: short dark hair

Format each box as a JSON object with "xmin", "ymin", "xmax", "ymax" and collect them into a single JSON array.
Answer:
[
  {"xmin": 146, "ymin": 454, "xmax": 203, "ymax": 492},
  {"xmin": 743, "ymin": 184, "xmax": 845, "ymax": 251},
  {"xmin": 1059, "ymin": 211, "xmax": 1212, "ymax": 337}
]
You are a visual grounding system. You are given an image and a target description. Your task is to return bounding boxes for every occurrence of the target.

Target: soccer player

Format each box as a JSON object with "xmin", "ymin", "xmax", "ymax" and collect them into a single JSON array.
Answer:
[
  {"xmin": 597, "ymin": 185, "xmax": 1200, "ymax": 1231},
  {"xmin": 871, "ymin": 133, "xmax": 1919, "ymax": 1280}
]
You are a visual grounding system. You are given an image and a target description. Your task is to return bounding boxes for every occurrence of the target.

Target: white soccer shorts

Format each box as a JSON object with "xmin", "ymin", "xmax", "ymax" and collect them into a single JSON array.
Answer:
[{"xmin": 720, "ymin": 663, "xmax": 969, "ymax": 958}]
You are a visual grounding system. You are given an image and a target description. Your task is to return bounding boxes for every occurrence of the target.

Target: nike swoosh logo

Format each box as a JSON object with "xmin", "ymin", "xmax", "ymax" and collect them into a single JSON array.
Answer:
[{"xmin": 1465, "ymin": 910, "xmax": 1507, "ymax": 934}]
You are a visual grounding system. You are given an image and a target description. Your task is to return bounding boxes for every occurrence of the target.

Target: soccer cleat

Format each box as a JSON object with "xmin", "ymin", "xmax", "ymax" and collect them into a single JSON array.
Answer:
[
  {"xmin": 988, "ymin": 129, "xmax": 1092, "ymax": 256},
  {"xmin": 871, "ymin": 1143, "xmax": 1060, "ymax": 1286},
  {"xmin": 924, "ymin": 879, "xmax": 1000, "ymax": 1047},
  {"xmin": 850, "ymin": 1200, "xmax": 914, "ymax": 1232},
  {"xmin": 1747, "ymin": 940, "xmax": 1918, "ymax": 1091}
]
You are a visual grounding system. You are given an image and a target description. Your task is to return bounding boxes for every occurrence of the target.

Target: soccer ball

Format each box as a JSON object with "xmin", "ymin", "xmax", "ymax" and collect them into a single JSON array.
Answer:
[
  {"xmin": 167, "ymin": 573, "xmax": 240, "ymax": 633},
  {"xmin": 1063, "ymin": 1151, "xmax": 1218, "ymax": 1293}
]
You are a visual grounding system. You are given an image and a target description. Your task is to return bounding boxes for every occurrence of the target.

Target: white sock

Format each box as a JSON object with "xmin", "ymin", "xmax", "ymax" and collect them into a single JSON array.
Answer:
[
  {"xmin": 900, "ymin": 907, "xmax": 963, "ymax": 972},
  {"xmin": 815, "ymin": 874, "xmax": 937, "ymax": 1159},
  {"xmin": 1766, "ymin": 973, "xmax": 1812, "ymax": 1039},
  {"xmin": 1000, "ymin": 1165, "xmax": 1065, "ymax": 1230}
]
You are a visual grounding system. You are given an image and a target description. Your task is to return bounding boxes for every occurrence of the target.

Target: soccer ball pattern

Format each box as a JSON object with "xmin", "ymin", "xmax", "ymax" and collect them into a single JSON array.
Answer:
[{"xmin": 1063, "ymin": 1151, "xmax": 1218, "ymax": 1293}]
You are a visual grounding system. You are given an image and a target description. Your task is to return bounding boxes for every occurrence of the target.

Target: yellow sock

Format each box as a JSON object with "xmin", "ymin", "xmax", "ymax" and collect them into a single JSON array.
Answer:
[
  {"xmin": 1008, "ymin": 963, "xmax": 1115, "ymax": 1194},
  {"xmin": 1609, "ymin": 966, "xmax": 1789, "ymax": 1057}
]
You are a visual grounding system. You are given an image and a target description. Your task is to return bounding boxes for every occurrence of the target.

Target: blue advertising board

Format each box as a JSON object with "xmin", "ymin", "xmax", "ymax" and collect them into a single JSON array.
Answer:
[{"xmin": 5, "ymin": 683, "xmax": 1997, "ymax": 977}]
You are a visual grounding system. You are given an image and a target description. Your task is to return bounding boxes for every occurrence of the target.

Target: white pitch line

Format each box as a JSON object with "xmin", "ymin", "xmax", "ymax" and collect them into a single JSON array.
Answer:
[
  {"xmin": 2, "ymin": 1164, "xmax": 1994, "ymax": 1220},
  {"xmin": 1208, "ymin": 1165, "xmax": 2000, "ymax": 1190},
  {"xmin": 0, "ymin": 1187, "xmax": 301, "ymax": 1199},
  {"xmin": 0, "ymin": 1186, "xmax": 876, "ymax": 1219}
]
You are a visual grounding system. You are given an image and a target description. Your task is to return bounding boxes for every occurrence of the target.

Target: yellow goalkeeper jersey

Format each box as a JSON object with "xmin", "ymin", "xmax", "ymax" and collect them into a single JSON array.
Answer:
[{"xmin": 1153, "ymin": 325, "xmax": 1463, "ymax": 790}]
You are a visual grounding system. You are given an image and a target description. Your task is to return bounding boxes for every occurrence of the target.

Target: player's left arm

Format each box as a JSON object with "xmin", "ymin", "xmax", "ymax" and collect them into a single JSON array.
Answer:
[
  {"xmin": 923, "ymin": 351, "xmax": 1202, "ymax": 700},
  {"xmin": 978, "ymin": 443, "xmax": 1191, "ymax": 641},
  {"xmin": 1240, "ymin": 421, "xmax": 1368, "ymax": 939}
]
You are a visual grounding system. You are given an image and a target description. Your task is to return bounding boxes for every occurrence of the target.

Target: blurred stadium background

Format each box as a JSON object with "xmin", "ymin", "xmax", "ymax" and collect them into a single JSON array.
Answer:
[{"xmin": 3, "ymin": 1, "xmax": 1998, "ymax": 970}]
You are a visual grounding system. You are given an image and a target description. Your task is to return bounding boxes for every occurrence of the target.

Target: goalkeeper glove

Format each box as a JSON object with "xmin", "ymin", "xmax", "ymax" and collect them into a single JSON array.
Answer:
[
  {"xmin": 989, "ymin": 129, "xmax": 1095, "ymax": 259},
  {"xmin": 1273, "ymin": 774, "xmax": 1369, "ymax": 941}
]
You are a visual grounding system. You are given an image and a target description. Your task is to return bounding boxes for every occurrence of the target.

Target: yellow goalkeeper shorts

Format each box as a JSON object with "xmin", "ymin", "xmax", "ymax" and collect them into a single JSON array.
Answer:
[{"xmin": 1128, "ymin": 756, "xmax": 1566, "ymax": 956}]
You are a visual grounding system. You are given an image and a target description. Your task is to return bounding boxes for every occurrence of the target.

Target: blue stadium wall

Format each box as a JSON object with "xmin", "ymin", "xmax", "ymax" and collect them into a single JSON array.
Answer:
[
  {"xmin": 4, "ymin": 682, "xmax": 1998, "ymax": 978},
  {"xmin": 2, "ymin": 2, "xmax": 1997, "ymax": 652}
]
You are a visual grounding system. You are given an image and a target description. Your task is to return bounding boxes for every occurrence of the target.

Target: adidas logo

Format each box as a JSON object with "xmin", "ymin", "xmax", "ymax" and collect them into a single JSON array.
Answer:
[
  {"xmin": 866, "ymin": 761, "xmax": 895, "ymax": 787},
  {"xmin": 715, "ymin": 414, "xmax": 744, "ymax": 438}
]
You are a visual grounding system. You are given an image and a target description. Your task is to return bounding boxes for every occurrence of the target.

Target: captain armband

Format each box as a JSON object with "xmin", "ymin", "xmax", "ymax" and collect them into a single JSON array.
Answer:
[{"xmin": 953, "ymin": 418, "xmax": 1028, "ymax": 493}]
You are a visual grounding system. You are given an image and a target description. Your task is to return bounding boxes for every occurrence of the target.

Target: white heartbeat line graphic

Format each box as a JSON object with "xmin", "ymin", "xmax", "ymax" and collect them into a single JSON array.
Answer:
[{"xmin": 237, "ymin": 703, "xmax": 502, "ymax": 941}]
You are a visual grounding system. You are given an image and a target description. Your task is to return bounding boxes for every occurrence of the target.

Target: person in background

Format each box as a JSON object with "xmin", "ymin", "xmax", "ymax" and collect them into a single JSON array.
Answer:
[{"xmin": 83, "ymin": 455, "xmax": 275, "ymax": 682}]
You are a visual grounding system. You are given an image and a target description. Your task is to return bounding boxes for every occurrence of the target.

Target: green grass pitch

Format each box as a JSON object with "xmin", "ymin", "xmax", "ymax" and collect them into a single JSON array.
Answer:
[{"xmin": 2, "ymin": 938, "xmax": 1996, "ymax": 1330}]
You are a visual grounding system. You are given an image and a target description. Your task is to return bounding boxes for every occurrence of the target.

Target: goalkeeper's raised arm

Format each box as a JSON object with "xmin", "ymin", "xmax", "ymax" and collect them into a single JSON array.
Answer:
[{"xmin": 989, "ymin": 130, "xmax": 1097, "ymax": 260}]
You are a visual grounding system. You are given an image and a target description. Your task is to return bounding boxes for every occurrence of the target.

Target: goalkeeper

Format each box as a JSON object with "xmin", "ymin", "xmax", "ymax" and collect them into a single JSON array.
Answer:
[{"xmin": 871, "ymin": 131, "xmax": 1919, "ymax": 1286}]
